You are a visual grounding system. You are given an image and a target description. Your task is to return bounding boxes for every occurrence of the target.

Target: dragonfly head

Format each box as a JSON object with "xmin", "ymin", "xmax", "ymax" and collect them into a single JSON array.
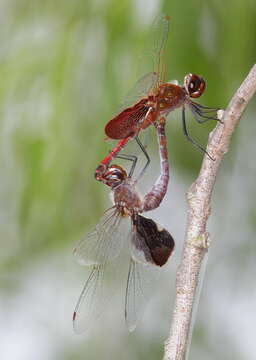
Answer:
[
  {"xmin": 101, "ymin": 165, "xmax": 127, "ymax": 188},
  {"xmin": 184, "ymin": 74, "xmax": 206, "ymax": 98}
]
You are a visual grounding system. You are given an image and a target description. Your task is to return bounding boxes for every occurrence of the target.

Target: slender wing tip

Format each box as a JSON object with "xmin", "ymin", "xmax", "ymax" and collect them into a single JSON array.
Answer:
[
  {"xmin": 72, "ymin": 311, "xmax": 80, "ymax": 334},
  {"xmin": 72, "ymin": 312, "xmax": 85, "ymax": 335},
  {"xmin": 73, "ymin": 311, "xmax": 77, "ymax": 322},
  {"xmin": 125, "ymin": 316, "xmax": 137, "ymax": 332},
  {"xmin": 125, "ymin": 308, "xmax": 138, "ymax": 332}
]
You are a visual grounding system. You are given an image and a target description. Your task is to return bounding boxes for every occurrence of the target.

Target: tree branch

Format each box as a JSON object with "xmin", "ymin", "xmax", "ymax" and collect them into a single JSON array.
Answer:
[{"xmin": 163, "ymin": 64, "xmax": 256, "ymax": 360}]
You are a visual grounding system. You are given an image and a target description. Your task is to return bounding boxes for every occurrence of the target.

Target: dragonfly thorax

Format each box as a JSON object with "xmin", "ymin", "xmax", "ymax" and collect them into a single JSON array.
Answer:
[
  {"xmin": 156, "ymin": 83, "xmax": 186, "ymax": 112},
  {"xmin": 113, "ymin": 179, "xmax": 142, "ymax": 216}
]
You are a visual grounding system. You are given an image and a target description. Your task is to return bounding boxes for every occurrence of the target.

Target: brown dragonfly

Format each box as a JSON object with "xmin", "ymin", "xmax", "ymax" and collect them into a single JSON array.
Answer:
[
  {"xmin": 73, "ymin": 119, "xmax": 174, "ymax": 333},
  {"xmin": 95, "ymin": 15, "xmax": 219, "ymax": 182}
]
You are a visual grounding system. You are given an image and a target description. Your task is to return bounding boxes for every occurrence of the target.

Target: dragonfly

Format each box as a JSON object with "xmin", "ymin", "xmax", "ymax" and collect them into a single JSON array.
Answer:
[
  {"xmin": 95, "ymin": 15, "xmax": 219, "ymax": 182},
  {"xmin": 73, "ymin": 119, "xmax": 174, "ymax": 333}
]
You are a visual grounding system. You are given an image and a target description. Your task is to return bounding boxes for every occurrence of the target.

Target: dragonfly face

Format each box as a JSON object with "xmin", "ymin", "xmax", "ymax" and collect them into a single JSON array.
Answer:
[
  {"xmin": 184, "ymin": 73, "xmax": 206, "ymax": 98},
  {"xmin": 100, "ymin": 164, "xmax": 127, "ymax": 188}
]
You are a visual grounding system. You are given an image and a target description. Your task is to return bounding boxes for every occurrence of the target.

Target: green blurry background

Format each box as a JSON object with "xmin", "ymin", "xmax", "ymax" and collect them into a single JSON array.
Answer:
[{"xmin": 1, "ymin": 0, "xmax": 256, "ymax": 359}]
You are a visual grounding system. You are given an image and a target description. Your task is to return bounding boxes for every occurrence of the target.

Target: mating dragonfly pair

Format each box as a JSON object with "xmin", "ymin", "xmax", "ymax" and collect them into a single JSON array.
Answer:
[{"xmin": 73, "ymin": 15, "xmax": 219, "ymax": 333}]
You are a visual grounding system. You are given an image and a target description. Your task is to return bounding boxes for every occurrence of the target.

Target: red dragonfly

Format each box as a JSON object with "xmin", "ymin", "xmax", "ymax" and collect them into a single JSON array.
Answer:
[
  {"xmin": 95, "ymin": 15, "xmax": 219, "ymax": 181},
  {"xmin": 73, "ymin": 119, "xmax": 174, "ymax": 333}
]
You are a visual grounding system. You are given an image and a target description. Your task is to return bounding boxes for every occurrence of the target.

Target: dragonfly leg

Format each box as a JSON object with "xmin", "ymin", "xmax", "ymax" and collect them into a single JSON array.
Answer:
[
  {"xmin": 182, "ymin": 106, "xmax": 215, "ymax": 161},
  {"xmin": 135, "ymin": 135, "xmax": 150, "ymax": 181},
  {"xmin": 190, "ymin": 102, "xmax": 222, "ymax": 123},
  {"xmin": 115, "ymin": 154, "xmax": 138, "ymax": 177}
]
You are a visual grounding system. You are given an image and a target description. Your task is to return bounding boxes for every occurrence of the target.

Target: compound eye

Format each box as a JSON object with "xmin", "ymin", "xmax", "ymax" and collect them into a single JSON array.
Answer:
[
  {"xmin": 184, "ymin": 73, "xmax": 205, "ymax": 98},
  {"xmin": 102, "ymin": 165, "xmax": 127, "ymax": 188}
]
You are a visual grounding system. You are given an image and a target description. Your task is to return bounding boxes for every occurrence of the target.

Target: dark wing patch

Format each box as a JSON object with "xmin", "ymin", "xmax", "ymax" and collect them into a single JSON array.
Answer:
[
  {"xmin": 132, "ymin": 214, "xmax": 174, "ymax": 266},
  {"xmin": 105, "ymin": 99, "xmax": 150, "ymax": 140}
]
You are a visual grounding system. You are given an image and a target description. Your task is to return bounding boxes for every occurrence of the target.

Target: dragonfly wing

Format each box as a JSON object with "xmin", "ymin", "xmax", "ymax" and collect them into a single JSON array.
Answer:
[
  {"xmin": 130, "ymin": 214, "xmax": 175, "ymax": 267},
  {"xmin": 73, "ymin": 265, "xmax": 106, "ymax": 334},
  {"xmin": 105, "ymin": 15, "xmax": 170, "ymax": 141},
  {"xmin": 119, "ymin": 72, "xmax": 158, "ymax": 111},
  {"xmin": 105, "ymin": 98, "xmax": 151, "ymax": 140},
  {"xmin": 74, "ymin": 208, "xmax": 129, "ymax": 266},
  {"xmin": 125, "ymin": 214, "xmax": 175, "ymax": 331},
  {"xmin": 137, "ymin": 15, "xmax": 171, "ymax": 89},
  {"xmin": 125, "ymin": 258, "xmax": 157, "ymax": 332}
]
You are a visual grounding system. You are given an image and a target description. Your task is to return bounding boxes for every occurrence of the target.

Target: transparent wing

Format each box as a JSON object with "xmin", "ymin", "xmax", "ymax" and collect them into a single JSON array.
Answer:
[
  {"xmin": 125, "ymin": 214, "xmax": 175, "ymax": 331},
  {"xmin": 118, "ymin": 15, "xmax": 171, "ymax": 111},
  {"xmin": 125, "ymin": 258, "xmax": 157, "ymax": 332},
  {"xmin": 119, "ymin": 72, "xmax": 158, "ymax": 111},
  {"xmin": 137, "ymin": 15, "xmax": 171, "ymax": 91},
  {"xmin": 73, "ymin": 265, "xmax": 106, "ymax": 334},
  {"xmin": 74, "ymin": 207, "xmax": 130, "ymax": 266}
]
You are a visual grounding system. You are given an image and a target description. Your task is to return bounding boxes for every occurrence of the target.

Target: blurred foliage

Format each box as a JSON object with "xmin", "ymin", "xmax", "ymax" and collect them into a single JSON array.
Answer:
[
  {"xmin": 0, "ymin": 0, "xmax": 256, "ymax": 359},
  {"xmin": 1, "ymin": 0, "xmax": 255, "ymax": 263}
]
